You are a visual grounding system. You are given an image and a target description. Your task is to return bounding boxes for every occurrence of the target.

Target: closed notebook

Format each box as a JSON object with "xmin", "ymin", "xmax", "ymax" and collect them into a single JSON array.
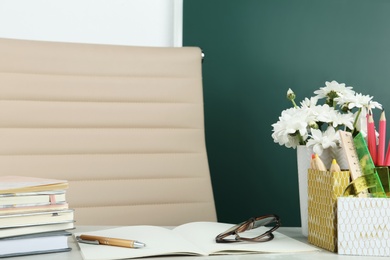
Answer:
[
  {"xmin": 0, "ymin": 209, "xmax": 74, "ymax": 228},
  {"xmin": 0, "ymin": 221, "xmax": 74, "ymax": 238},
  {"xmin": 0, "ymin": 176, "xmax": 68, "ymax": 194},
  {"xmin": 0, "ymin": 190, "xmax": 67, "ymax": 208},
  {"xmin": 0, "ymin": 230, "xmax": 71, "ymax": 258},
  {"xmin": 0, "ymin": 203, "xmax": 69, "ymax": 215},
  {"xmin": 75, "ymin": 222, "xmax": 318, "ymax": 260}
]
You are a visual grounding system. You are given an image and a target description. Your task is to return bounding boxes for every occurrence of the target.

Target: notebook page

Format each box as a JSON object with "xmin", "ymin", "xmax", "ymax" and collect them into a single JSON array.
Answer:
[{"xmin": 75, "ymin": 225, "xmax": 207, "ymax": 260}]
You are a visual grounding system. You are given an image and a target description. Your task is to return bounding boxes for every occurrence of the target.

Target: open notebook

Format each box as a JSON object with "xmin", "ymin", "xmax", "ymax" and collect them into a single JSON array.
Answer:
[{"xmin": 74, "ymin": 222, "xmax": 318, "ymax": 260}]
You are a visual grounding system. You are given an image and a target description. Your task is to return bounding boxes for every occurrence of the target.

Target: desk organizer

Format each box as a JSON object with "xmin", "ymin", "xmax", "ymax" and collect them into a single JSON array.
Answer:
[
  {"xmin": 337, "ymin": 197, "xmax": 390, "ymax": 257},
  {"xmin": 376, "ymin": 167, "xmax": 390, "ymax": 197},
  {"xmin": 307, "ymin": 169, "xmax": 350, "ymax": 252}
]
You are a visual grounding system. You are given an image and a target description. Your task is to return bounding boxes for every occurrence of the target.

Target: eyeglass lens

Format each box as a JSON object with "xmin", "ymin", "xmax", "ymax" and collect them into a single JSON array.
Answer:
[
  {"xmin": 252, "ymin": 216, "xmax": 277, "ymax": 229},
  {"xmin": 216, "ymin": 214, "xmax": 280, "ymax": 243},
  {"xmin": 237, "ymin": 216, "xmax": 278, "ymax": 239}
]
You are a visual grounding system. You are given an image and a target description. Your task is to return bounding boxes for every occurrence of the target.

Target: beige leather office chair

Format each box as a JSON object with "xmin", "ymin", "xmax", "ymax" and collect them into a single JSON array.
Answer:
[{"xmin": 0, "ymin": 38, "xmax": 217, "ymax": 226}]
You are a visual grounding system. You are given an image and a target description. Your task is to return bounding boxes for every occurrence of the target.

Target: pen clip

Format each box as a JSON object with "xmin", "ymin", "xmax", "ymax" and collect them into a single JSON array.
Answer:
[{"xmin": 76, "ymin": 236, "xmax": 100, "ymax": 245}]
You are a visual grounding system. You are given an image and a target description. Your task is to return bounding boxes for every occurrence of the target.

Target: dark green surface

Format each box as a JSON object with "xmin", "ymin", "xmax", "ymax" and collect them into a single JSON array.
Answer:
[{"xmin": 183, "ymin": 0, "xmax": 390, "ymax": 226}]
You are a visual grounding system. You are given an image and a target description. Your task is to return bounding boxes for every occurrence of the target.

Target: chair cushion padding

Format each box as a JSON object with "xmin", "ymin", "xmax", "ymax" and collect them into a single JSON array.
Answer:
[{"xmin": 0, "ymin": 38, "xmax": 217, "ymax": 225}]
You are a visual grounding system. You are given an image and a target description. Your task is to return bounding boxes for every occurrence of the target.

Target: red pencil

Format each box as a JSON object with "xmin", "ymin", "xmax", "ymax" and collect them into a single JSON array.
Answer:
[
  {"xmin": 377, "ymin": 110, "xmax": 386, "ymax": 166},
  {"xmin": 385, "ymin": 140, "xmax": 390, "ymax": 166},
  {"xmin": 367, "ymin": 111, "xmax": 377, "ymax": 164}
]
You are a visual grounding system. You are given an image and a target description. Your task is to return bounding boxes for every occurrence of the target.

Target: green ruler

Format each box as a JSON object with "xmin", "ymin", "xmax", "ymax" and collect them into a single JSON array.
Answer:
[{"xmin": 339, "ymin": 131, "xmax": 387, "ymax": 198}]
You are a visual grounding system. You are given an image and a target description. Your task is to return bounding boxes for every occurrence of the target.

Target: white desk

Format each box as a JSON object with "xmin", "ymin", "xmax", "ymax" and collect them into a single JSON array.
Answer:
[{"xmin": 10, "ymin": 227, "xmax": 382, "ymax": 260}]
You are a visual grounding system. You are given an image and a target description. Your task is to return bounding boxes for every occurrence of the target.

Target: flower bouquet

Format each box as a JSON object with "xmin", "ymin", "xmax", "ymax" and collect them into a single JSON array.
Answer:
[{"xmin": 271, "ymin": 80, "xmax": 382, "ymax": 156}]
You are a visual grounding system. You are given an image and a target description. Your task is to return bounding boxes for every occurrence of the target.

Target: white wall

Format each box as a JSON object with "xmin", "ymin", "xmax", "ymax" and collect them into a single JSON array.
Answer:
[{"xmin": 0, "ymin": 0, "xmax": 182, "ymax": 47}]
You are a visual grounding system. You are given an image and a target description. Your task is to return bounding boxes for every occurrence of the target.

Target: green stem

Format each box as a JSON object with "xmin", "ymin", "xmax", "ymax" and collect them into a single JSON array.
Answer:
[
  {"xmin": 291, "ymin": 100, "xmax": 298, "ymax": 108},
  {"xmin": 298, "ymin": 132, "xmax": 305, "ymax": 145},
  {"xmin": 352, "ymin": 108, "xmax": 362, "ymax": 135}
]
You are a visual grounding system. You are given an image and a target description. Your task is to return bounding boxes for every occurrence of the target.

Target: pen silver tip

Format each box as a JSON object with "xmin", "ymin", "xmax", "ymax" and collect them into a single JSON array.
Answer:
[{"xmin": 133, "ymin": 241, "xmax": 146, "ymax": 248}]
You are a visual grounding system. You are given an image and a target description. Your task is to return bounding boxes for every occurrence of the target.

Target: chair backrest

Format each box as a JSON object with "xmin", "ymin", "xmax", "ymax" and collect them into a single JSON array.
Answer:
[{"xmin": 0, "ymin": 38, "xmax": 217, "ymax": 226}]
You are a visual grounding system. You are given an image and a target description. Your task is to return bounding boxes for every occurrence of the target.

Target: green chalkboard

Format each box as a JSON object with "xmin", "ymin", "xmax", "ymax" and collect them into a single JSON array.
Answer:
[{"xmin": 183, "ymin": 0, "xmax": 390, "ymax": 226}]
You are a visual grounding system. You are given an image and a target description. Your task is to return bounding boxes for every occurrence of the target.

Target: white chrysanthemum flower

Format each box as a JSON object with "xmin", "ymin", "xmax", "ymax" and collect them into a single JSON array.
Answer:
[
  {"xmin": 333, "ymin": 92, "xmax": 354, "ymax": 108},
  {"xmin": 337, "ymin": 92, "xmax": 382, "ymax": 110},
  {"xmin": 271, "ymin": 107, "xmax": 309, "ymax": 148},
  {"xmin": 299, "ymin": 106, "xmax": 319, "ymax": 124},
  {"xmin": 312, "ymin": 105, "xmax": 337, "ymax": 124},
  {"xmin": 332, "ymin": 112, "xmax": 355, "ymax": 130},
  {"xmin": 306, "ymin": 126, "xmax": 338, "ymax": 155},
  {"xmin": 300, "ymin": 97, "xmax": 318, "ymax": 108},
  {"xmin": 314, "ymin": 80, "xmax": 354, "ymax": 99}
]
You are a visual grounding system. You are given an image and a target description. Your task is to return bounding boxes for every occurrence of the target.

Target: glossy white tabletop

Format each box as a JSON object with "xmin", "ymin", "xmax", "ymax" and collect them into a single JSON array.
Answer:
[{"xmin": 8, "ymin": 227, "xmax": 383, "ymax": 260}]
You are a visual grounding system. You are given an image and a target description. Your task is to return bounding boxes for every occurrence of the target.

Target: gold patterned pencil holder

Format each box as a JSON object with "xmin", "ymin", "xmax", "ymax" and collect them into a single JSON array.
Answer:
[{"xmin": 307, "ymin": 169, "xmax": 350, "ymax": 252}]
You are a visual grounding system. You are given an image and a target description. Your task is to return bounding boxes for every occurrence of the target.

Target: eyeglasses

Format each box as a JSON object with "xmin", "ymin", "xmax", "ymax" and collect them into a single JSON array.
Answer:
[{"xmin": 215, "ymin": 214, "xmax": 281, "ymax": 243}]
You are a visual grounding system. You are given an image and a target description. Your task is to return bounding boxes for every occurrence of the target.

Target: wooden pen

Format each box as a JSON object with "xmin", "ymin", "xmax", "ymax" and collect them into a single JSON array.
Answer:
[{"xmin": 77, "ymin": 234, "xmax": 146, "ymax": 248}]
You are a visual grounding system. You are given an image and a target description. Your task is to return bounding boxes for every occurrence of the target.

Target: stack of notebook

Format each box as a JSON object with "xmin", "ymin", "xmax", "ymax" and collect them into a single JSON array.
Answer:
[{"xmin": 0, "ymin": 176, "xmax": 74, "ymax": 257}]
